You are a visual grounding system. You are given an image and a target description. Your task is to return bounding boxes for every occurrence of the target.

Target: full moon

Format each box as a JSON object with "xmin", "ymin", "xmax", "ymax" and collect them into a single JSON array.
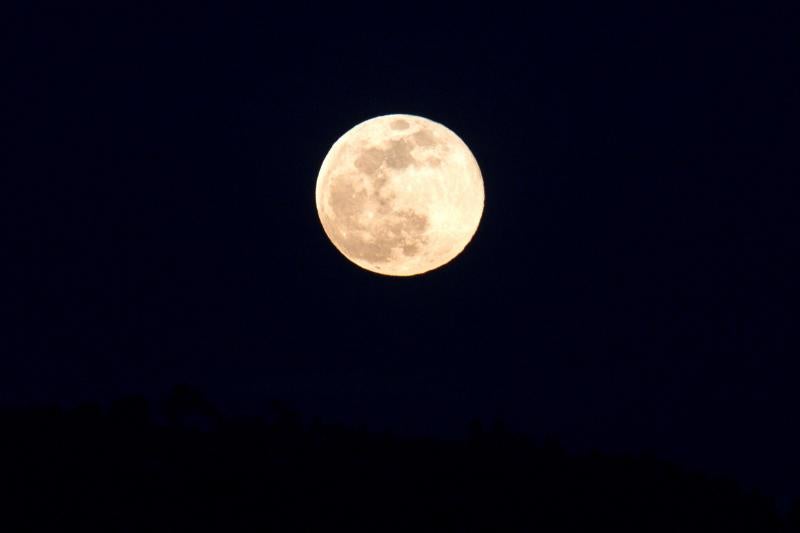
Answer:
[{"xmin": 315, "ymin": 114, "xmax": 484, "ymax": 276}]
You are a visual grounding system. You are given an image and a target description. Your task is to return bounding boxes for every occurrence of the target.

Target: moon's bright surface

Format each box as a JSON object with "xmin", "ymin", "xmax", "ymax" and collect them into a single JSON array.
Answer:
[{"xmin": 315, "ymin": 114, "xmax": 484, "ymax": 276}]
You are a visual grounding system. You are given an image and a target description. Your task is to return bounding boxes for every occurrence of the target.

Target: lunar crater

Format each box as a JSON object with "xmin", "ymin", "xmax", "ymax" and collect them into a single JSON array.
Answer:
[
  {"xmin": 385, "ymin": 139, "xmax": 415, "ymax": 169},
  {"xmin": 412, "ymin": 129, "xmax": 437, "ymax": 147},
  {"xmin": 354, "ymin": 147, "xmax": 383, "ymax": 174}
]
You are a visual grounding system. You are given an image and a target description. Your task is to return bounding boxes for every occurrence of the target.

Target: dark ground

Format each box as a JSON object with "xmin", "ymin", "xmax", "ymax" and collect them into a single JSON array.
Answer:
[{"xmin": 2, "ymin": 387, "xmax": 798, "ymax": 532}]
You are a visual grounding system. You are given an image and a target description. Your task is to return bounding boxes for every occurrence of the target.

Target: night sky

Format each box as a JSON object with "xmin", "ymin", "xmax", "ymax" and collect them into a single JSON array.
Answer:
[{"xmin": 4, "ymin": 2, "xmax": 798, "ymax": 503}]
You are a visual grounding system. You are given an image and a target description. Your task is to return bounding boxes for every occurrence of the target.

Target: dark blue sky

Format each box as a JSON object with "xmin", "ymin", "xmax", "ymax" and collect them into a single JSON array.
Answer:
[{"xmin": 3, "ymin": 2, "xmax": 798, "ymax": 502}]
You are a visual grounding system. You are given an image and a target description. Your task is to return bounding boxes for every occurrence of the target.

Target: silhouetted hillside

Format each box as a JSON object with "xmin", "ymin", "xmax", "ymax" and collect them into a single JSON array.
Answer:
[{"xmin": 0, "ymin": 387, "xmax": 793, "ymax": 532}]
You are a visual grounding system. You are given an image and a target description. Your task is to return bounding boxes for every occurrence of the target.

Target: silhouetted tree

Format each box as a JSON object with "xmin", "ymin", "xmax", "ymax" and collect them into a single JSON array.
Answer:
[{"xmin": 163, "ymin": 384, "xmax": 219, "ymax": 431}]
